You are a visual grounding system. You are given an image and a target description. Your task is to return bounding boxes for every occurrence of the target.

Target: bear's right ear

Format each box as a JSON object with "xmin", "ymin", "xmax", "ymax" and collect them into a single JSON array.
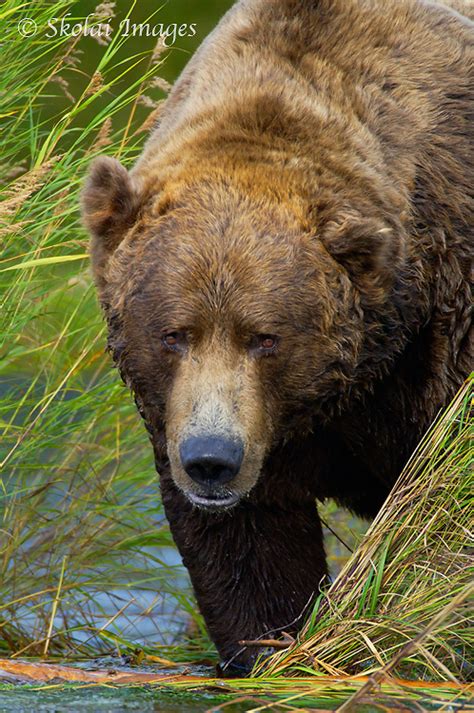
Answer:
[
  {"xmin": 81, "ymin": 156, "xmax": 140, "ymax": 293},
  {"xmin": 320, "ymin": 210, "xmax": 402, "ymax": 304}
]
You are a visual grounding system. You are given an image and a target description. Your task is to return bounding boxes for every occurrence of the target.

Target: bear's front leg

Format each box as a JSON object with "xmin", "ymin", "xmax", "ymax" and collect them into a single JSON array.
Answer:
[{"xmin": 160, "ymin": 476, "xmax": 327, "ymax": 675}]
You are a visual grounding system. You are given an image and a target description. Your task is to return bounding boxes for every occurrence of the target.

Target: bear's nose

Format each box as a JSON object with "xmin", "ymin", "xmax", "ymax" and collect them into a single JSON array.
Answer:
[{"xmin": 179, "ymin": 436, "xmax": 244, "ymax": 486}]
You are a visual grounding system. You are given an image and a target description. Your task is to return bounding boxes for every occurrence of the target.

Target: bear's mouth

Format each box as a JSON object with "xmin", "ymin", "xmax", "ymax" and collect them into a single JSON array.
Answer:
[{"xmin": 187, "ymin": 492, "xmax": 240, "ymax": 510}]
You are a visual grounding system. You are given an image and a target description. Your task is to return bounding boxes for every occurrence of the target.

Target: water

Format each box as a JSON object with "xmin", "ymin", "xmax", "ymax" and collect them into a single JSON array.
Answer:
[
  {"xmin": 0, "ymin": 659, "xmax": 230, "ymax": 712},
  {"xmin": 0, "ymin": 686, "xmax": 230, "ymax": 713}
]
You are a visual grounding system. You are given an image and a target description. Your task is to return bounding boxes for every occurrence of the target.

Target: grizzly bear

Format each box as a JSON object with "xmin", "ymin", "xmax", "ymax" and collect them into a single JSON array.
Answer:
[{"xmin": 82, "ymin": 0, "xmax": 473, "ymax": 675}]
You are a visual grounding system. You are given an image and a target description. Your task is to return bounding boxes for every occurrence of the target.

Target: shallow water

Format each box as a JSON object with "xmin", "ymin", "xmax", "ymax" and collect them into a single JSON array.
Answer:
[
  {"xmin": 1, "ymin": 657, "xmax": 469, "ymax": 712},
  {"xmin": 0, "ymin": 660, "xmax": 228, "ymax": 712},
  {"xmin": 0, "ymin": 687, "xmax": 239, "ymax": 713},
  {"xmin": 0, "ymin": 513, "xmax": 369, "ymax": 711}
]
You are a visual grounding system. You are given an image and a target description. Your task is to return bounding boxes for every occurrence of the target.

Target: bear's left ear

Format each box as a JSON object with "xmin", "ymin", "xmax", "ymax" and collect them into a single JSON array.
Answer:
[
  {"xmin": 81, "ymin": 156, "xmax": 141, "ymax": 294},
  {"xmin": 321, "ymin": 212, "xmax": 402, "ymax": 302}
]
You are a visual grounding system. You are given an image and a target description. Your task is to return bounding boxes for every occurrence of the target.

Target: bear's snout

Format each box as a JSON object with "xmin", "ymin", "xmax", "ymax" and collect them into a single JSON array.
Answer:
[
  {"xmin": 179, "ymin": 435, "xmax": 244, "ymax": 489},
  {"xmin": 164, "ymin": 342, "xmax": 272, "ymax": 508}
]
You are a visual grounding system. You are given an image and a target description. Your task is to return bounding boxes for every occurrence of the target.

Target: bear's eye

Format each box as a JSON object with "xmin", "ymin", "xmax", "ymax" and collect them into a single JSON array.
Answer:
[
  {"xmin": 261, "ymin": 336, "xmax": 276, "ymax": 350},
  {"xmin": 161, "ymin": 331, "xmax": 186, "ymax": 352},
  {"xmin": 250, "ymin": 334, "xmax": 279, "ymax": 356}
]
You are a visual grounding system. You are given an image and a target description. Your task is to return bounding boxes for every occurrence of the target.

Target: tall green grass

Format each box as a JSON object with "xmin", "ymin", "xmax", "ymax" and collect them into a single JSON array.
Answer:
[{"xmin": 0, "ymin": 0, "xmax": 210, "ymax": 659}]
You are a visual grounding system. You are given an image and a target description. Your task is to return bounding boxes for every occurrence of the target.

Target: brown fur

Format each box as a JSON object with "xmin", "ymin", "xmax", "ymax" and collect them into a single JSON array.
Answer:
[{"xmin": 82, "ymin": 0, "xmax": 473, "ymax": 674}]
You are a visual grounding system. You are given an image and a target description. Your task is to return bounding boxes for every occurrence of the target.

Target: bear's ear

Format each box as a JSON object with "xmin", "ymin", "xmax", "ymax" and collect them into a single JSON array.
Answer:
[
  {"xmin": 321, "ymin": 212, "xmax": 401, "ymax": 302},
  {"xmin": 81, "ymin": 156, "xmax": 140, "ymax": 292}
]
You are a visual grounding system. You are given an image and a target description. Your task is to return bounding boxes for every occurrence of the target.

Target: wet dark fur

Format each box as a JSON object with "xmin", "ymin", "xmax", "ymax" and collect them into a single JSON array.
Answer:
[{"xmin": 82, "ymin": 0, "xmax": 473, "ymax": 674}]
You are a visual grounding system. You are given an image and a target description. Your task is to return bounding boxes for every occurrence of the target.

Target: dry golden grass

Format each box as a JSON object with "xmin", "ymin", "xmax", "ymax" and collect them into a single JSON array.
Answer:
[{"xmin": 259, "ymin": 376, "xmax": 473, "ymax": 683}]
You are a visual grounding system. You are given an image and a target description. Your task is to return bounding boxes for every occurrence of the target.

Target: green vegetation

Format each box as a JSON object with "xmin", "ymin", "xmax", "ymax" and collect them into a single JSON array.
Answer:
[{"xmin": 0, "ymin": 0, "xmax": 210, "ymax": 659}]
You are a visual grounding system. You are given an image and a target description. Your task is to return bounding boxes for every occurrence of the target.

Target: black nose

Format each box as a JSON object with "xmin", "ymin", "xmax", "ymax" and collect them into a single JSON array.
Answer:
[{"xmin": 179, "ymin": 436, "xmax": 244, "ymax": 486}]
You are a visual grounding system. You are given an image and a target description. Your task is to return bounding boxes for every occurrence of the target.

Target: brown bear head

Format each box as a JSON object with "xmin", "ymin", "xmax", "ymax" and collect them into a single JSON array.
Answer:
[{"xmin": 82, "ymin": 156, "xmax": 402, "ymax": 510}]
